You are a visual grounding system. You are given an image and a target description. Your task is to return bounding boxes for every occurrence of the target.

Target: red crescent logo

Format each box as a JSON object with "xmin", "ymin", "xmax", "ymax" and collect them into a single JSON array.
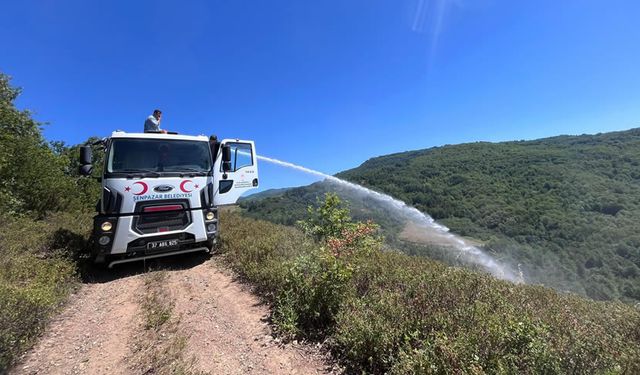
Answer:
[
  {"xmin": 133, "ymin": 181, "xmax": 148, "ymax": 195},
  {"xmin": 180, "ymin": 180, "xmax": 193, "ymax": 193}
]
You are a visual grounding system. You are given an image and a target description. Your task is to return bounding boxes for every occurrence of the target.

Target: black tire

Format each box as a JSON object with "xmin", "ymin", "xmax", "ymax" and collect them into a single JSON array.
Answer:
[
  {"xmin": 93, "ymin": 253, "xmax": 106, "ymax": 265},
  {"xmin": 206, "ymin": 238, "xmax": 218, "ymax": 254}
]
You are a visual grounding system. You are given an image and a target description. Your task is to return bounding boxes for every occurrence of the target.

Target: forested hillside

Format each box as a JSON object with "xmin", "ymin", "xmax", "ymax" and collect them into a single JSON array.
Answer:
[{"xmin": 242, "ymin": 129, "xmax": 640, "ymax": 303}]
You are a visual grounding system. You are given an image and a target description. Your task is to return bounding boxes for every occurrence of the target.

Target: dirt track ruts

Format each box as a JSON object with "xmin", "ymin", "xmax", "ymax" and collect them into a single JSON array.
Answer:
[{"xmin": 12, "ymin": 256, "xmax": 331, "ymax": 375}]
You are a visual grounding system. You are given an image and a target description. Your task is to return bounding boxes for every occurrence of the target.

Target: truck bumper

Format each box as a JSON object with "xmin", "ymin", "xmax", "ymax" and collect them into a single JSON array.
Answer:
[
  {"xmin": 107, "ymin": 247, "xmax": 210, "ymax": 268},
  {"xmin": 91, "ymin": 210, "xmax": 218, "ymax": 265}
]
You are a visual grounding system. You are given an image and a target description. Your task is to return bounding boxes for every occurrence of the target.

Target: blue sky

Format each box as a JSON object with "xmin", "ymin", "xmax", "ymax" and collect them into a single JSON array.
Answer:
[{"xmin": 2, "ymin": 1, "xmax": 639, "ymax": 192}]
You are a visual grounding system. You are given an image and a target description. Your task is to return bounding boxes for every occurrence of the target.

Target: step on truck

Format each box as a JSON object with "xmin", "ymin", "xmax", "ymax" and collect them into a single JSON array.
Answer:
[{"xmin": 79, "ymin": 131, "xmax": 258, "ymax": 268}]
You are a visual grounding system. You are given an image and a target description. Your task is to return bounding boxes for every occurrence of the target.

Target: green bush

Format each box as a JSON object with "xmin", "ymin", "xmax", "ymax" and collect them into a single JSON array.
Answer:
[
  {"xmin": 221, "ymin": 205, "xmax": 640, "ymax": 374},
  {"xmin": 273, "ymin": 247, "xmax": 353, "ymax": 337},
  {"xmin": 270, "ymin": 194, "xmax": 383, "ymax": 337},
  {"xmin": 335, "ymin": 253, "xmax": 565, "ymax": 373},
  {"xmin": 0, "ymin": 72, "xmax": 99, "ymax": 373},
  {"xmin": 219, "ymin": 213, "xmax": 310, "ymax": 297},
  {"xmin": 0, "ymin": 212, "xmax": 90, "ymax": 371},
  {"xmin": 297, "ymin": 193, "xmax": 355, "ymax": 242}
]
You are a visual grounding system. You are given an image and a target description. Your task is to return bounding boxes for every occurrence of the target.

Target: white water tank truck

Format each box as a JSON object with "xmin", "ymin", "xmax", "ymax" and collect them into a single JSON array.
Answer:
[{"xmin": 79, "ymin": 131, "xmax": 259, "ymax": 268}]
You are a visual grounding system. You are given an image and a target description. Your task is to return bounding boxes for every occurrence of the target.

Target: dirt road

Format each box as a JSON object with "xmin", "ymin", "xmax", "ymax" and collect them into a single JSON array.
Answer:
[{"xmin": 12, "ymin": 256, "xmax": 331, "ymax": 375}]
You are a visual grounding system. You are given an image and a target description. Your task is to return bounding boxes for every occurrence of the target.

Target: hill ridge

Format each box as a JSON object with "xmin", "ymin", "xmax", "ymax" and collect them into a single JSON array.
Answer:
[{"xmin": 242, "ymin": 127, "xmax": 640, "ymax": 303}]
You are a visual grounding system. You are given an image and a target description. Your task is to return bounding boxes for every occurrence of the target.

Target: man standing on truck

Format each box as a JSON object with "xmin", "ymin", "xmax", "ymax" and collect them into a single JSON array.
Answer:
[{"xmin": 144, "ymin": 109, "xmax": 167, "ymax": 133}]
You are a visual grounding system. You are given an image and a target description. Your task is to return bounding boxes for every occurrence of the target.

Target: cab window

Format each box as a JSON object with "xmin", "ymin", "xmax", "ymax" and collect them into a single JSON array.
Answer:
[{"xmin": 224, "ymin": 142, "xmax": 253, "ymax": 172}]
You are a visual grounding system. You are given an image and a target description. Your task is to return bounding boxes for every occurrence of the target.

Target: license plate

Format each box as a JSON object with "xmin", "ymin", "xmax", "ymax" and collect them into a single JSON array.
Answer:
[{"xmin": 146, "ymin": 239, "xmax": 179, "ymax": 250}]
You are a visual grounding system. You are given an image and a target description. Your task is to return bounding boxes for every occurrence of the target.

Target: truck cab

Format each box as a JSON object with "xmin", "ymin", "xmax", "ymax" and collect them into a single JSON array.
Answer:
[{"xmin": 79, "ymin": 131, "xmax": 258, "ymax": 268}]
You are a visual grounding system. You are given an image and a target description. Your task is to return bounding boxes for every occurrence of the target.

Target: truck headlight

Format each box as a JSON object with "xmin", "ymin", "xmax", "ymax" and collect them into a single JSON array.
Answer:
[
  {"xmin": 205, "ymin": 212, "xmax": 215, "ymax": 221},
  {"xmin": 101, "ymin": 222, "xmax": 113, "ymax": 232},
  {"xmin": 207, "ymin": 223, "xmax": 216, "ymax": 232}
]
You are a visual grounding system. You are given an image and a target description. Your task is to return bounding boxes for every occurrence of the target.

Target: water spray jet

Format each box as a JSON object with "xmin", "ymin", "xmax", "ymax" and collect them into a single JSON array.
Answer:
[{"xmin": 256, "ymin": 154, "xmax": 520, "ymax": 283}]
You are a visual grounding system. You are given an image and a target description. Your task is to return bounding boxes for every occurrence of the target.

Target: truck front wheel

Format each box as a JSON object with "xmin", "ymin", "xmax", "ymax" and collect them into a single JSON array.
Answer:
[
  {"xmin": 94, "ymin": 253, "xmax": 106, "ymax": 264},
  {"xmin": 206, "ymin": 238, "xmax": 218, "ymax": 254}
]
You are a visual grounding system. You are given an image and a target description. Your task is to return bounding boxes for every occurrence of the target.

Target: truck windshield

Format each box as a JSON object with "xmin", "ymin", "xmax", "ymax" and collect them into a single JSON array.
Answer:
[{"xmin": 107, "ymin": 139, "xmax": 212, "ymax": 174}]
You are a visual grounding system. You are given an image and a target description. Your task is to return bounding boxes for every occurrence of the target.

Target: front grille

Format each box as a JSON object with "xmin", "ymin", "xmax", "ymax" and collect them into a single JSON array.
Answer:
[{"xmin": 133, "ymin": 199, "xmax": 191, "ymax": 234}]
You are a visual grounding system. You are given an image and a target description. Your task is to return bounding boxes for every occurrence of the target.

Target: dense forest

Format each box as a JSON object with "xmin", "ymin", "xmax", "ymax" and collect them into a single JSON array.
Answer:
[{"xmin": 241, "ymin": 129, "xmax": 640, "ymax": 303}]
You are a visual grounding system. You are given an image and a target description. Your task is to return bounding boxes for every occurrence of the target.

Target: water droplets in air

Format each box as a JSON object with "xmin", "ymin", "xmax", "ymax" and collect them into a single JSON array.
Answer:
[{"xmin": 256, "ymin": 154, "xmax": 520, "ymax": 282}]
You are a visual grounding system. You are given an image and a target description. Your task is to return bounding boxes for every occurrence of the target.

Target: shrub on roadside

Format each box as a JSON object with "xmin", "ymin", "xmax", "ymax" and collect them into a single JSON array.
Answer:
[
  {"xmin": 220, "ymin": 199, "xmax": 640, "ymax": 374},
  {"xmin": 0, "ymin": 212, "xmax": 91, "ymax": 371},
  {"xmin": 272, "ymin": 194, "xmax": 383, "ymax": 337},
  {"xmin": 218, "ymin": 213, "xmax": 311, "ymax": 297},
  {"xmin": 0, "ymin": 73, "xmax": 98, "ymax": 372},
  {"xmin": 220, "ymin": 211, "xmax": 354, "ymax": 337},
  {"xmin": 223, "ymin": 194, "xmax": 383, "ymax": 339},
  {"xmin": 273, "ymin": 247, "xmax": 353, "ymax": 337}
]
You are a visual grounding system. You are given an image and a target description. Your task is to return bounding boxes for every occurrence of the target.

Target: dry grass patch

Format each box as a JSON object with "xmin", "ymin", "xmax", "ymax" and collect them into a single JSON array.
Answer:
[{"xmin": 128, "ymin": 271, "xmax": 207, "ymax": 375}]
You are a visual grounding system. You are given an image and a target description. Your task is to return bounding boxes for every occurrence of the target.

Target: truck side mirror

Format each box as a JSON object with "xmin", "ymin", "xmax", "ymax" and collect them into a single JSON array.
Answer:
[
  {"xmin": 79, "ymin": 164, "xmax": 93, "ymax": 176},
  {"xmin": 222, "ymin": 145, "xmax": 231, "ymax": 162},
  {"xmin": 80, "ymin": 146, "xmax": 92, "ymax": 165},
  {"xmin": 221, "ymin": 145, "xmax": 232, "ymax": 172},
  {"xmin": 79, "ymin": 146, "xmax": 93, "ymax": 176}
]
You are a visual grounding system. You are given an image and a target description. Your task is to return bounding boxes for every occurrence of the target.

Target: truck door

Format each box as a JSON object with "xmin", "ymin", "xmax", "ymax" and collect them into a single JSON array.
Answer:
[{"xmin": 212, "ymin": 139, "xmax": 259, "ymax": 205}]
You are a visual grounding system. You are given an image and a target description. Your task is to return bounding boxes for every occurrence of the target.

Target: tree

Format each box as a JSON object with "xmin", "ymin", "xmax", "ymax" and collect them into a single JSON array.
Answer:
[
  {"xmin": 298, "ymin": 193, "xmax": 353, "ymax": 242},
  {"xmin": 0, "ymin": 73, "xmax": 79, "ymax": 216}
]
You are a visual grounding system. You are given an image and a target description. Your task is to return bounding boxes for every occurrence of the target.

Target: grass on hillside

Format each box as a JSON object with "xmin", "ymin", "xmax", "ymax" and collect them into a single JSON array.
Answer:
[
  {"xmin": 0, "ymin": 212, "xmax": 92, "ymax": 371},
  {"xmin": 221, "ymin": 200, "xmax": 640, "ymax": 374}
]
